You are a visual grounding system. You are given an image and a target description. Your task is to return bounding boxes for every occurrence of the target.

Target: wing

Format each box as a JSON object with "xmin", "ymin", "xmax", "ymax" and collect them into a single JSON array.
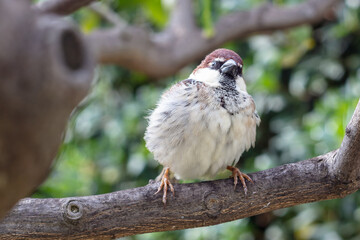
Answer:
[{"xmin": 144, "ymin": 79, "xmax": 209, "ymax": 162}]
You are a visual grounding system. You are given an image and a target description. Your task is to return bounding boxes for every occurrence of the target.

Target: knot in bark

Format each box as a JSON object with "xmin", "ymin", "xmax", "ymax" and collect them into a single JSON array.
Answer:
[
  {"xmin": 63, "ymin": 200, "xmax": 83, "ymax": 223},
  {"xmin": 346, "ymin": 126, "xmax": 352, "ymax": 136},
  {"xmin": 203, "ymin": 192, "xmax": 222, "ymax": 218}
]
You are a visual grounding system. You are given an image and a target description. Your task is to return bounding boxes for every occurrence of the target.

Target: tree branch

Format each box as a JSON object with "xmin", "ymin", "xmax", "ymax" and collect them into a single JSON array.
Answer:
[
  {"xmin": 330, "ymin": 101, "xmax": 360, "ymax": 182},
  {"xmin": 167, "ymin": 0, "xmax": 196, "ymax": 35},
  {"xmin": 1, "ymin": 99, "xmax": 359, "ymax": 239},
  {"xmin": 87, "ymin": 0, "xmax": 341, "ymax": 78},
  {"xmin": 88, "ymin": 2, "xmax": 127, "ymax": 27},
  {"xmin": 0, "ymin": 0, "xmax": 94, "ymax": 220},
  {"xmin": 36, "ymin": 0, "xmax": 97, "ymax": 15},
  {"xmin": 34, "ymin": 0, "xmax": 341, "ymax": 78}
]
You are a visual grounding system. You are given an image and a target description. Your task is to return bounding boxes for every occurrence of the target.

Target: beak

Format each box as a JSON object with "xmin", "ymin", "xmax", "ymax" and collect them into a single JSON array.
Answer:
[{"xmin": 220, "ymin": 59, "xmax": 239, "ymax": 78}]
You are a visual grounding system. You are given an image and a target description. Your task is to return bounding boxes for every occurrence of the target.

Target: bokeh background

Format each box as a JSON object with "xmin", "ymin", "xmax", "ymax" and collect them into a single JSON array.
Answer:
[{"xmin": 33, "ymin": 0, "xmax": 360, "ymax": 239}]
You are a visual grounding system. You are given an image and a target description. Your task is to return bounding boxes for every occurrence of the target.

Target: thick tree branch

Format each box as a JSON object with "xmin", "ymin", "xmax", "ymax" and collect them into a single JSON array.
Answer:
[
  {"xmin": 0, "ymin": 0, "xmax": 94, "ymax": 220},
  {"xmin": 1, "ymin": 99, "xmax": 360, "ymax": 239},
  {"xmin": 87, "ymin": 0, "xmax": 341, "ymax": 78}
]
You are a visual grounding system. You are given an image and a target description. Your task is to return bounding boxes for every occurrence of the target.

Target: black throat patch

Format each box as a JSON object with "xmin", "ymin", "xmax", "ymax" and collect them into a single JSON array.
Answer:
[{"xmin": 215, "ymin": 76, "xmax": 245, "ymax": 115}]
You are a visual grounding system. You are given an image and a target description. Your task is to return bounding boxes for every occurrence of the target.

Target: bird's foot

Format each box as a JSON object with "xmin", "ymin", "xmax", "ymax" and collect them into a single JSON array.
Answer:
[
  {"xmin": 154, "ymin": 167, "xmax": 174, "ymax": 205},
  {"xmin": 227, "ymin": 166, "xmax": 253, "ymax": 194}
]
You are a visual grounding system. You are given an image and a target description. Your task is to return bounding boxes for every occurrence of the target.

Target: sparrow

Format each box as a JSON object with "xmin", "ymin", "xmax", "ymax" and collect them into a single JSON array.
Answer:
[{"xmin": 144, "ymin": 48, "xmax": 260, "ymax": 205}]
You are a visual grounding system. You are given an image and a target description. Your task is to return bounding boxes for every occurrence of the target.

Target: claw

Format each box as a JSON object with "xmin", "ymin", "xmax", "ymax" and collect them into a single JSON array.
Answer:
[
  {"xmin": 155, "ymin": 167, "xmax": 174, "ymax": 205},
  {"xmin": 227, "ymin": 166, "xmax": 253, "ymax": 194}
]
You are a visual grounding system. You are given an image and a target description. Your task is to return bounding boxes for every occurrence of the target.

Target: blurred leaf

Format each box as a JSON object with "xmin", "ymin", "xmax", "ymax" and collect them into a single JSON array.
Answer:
[
  {"xmin": 201, "ymin": 0, "xmax": 215, "ymax": 37},
  {"xmin": 143, "ymin": 0, "xmax": 168, "ymax": 28},
  {"xmin": 74, "ymin": 9, "xmax": 101, "ymax": 33}
]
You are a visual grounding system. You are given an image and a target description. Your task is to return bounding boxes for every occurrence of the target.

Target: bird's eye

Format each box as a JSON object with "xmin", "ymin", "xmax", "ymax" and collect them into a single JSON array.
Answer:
[
  {"xmin": 210, "ymin": 61, "xmax": 223, "ymax": 70},
  {"xmin": 239, "ymin": 65, "xmax": 243, "ymax": 75}
]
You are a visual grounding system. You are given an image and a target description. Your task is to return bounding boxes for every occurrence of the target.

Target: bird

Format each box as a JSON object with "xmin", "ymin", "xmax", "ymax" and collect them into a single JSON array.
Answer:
[{"xmin": 144, "ymin": 48, "xmax": 260, "ymax": 205}]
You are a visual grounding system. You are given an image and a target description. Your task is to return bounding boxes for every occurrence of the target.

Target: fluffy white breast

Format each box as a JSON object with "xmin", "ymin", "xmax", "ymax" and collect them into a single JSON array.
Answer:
[{"xmin": 144, "ymin": 79, "xmax": 259, "ymax": 180}]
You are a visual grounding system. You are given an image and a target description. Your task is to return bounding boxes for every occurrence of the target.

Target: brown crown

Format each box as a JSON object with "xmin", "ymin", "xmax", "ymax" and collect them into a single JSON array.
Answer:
[{"xmin": 193, "ymin": 48, "xmax": 243, "ymax": 73}]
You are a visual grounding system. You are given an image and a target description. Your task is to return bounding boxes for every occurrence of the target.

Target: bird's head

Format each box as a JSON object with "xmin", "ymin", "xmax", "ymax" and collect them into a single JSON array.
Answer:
[{"xmin": 189, "ymin": 48, "xmax": 246, "ymax": 91}]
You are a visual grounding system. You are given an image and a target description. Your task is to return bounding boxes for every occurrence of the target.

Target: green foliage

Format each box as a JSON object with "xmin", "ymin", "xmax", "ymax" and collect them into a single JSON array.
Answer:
[
  {"xmin": 74, "ymin": 8, "xmax": 101, "ymax": 33},
  {"xmin": 34, "ymin": 1, "xmax": 360, "ymax": 239},
  {"xmin": 200, "ymin": 0, "xmax": 215, "ymax": 37},
  {"xmin": 98, "ymin": 0, "xmax": 168, "ymax": 29}
]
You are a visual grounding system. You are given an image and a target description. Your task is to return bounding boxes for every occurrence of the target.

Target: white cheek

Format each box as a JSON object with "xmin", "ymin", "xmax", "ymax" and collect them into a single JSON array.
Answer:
[
  {"xmin": 236, "ymin": 76, "xmax": 247, "ymax": 92},
  {"xmin": 189, "ymin": 68, "xmax": 221, "ymax": 87}
]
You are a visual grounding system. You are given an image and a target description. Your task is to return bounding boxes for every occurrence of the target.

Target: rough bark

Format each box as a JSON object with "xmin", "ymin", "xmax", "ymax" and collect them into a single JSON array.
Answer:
[
  {"xmin": 0, "ymin": 0, "xmax": 94, "ymax": 220},
  {"xmin": 1, "ymin": 99, "xmax": 360, "ymax": 239}
]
